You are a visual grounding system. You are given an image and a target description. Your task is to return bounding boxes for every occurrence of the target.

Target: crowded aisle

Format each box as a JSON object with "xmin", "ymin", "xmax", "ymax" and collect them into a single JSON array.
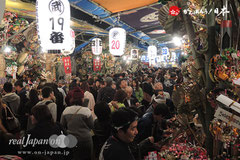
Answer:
[{"xmin": 1, "ymin": 0, "xmax": 240, "ymax": 160}]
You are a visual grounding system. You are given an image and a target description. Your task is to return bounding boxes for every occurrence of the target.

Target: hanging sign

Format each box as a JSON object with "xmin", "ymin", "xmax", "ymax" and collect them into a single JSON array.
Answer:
[
  {"xmin": 62, "ymin": 28, "xmax": 75, "ymax": 56},
  {"xmin": 162, "ymin": 47, "xmax": 169, "ymax": 55},
  {"xmin": 216, "ymin": 94, "xmax": 240, "ymax": 113},
  {"xmin": 62, "ymin": 57, "xmax": 71, "ymax": 74},
  {"xmin": 0, "ymin": 0, "xmax": 5, "ymax": 24},
  {"xmin": 93, "ymin": 58, "xmax": 101, "ymax": 71},
  {"xmin": 131, "ymin": 49, "xmax": 138, "ymax": 60},
  {"xmin": 109, "ymin": 27, "xmax": 126, "ymax": 56},
  {"xmin": 37, "ymin": 0, "xmax": 71, "ymax": 52},
  {"xmin": 148, "ymin": 46, "xmax": 157, "ymax": 59},
  {"xmin": 214, "ymin": 107, "xmax": 240, "ymax": 129},
  {"xmin": 91, "ymin": 38, "xmax": 102, "ymax": 55}
]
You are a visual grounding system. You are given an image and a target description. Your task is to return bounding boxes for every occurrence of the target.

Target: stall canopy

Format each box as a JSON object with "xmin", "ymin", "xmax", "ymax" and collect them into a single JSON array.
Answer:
[
  {"xmin": 5, "ymin": 0, "xmax": 176, "ymax": 51},
  {"xmin": 69, "ymin": 0, "xmax": 176, "ymax": 49}
]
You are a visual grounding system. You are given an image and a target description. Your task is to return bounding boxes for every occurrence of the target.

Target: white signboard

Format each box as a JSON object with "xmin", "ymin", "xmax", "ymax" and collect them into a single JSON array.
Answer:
[
  {"xmin": 109, "ymin": 27, "xmax": 126, "ymax": 56},
  {"xmin": 37, "ymin": 0, "xmax": 71, "ymax": 52},
  {"xmin": 131, "ymin": 49, "xmax": 138, "ymax": 60},
  {"xmin": 216, "ymin": 94, "xmax": 240, "ymax": 113},
  {"xmin": 148, "ymin": 46, "xmax": 157, "ymax": 59},
  {"xmin": 91, "ymin": 38, "xmax": 102, "ymax": 55},
  {"xmin": 214, "ymin": 107, "xmax": 240, "ymax": 129},
  {"xmin": 0, "ymin": 0, "xmax": 5, "ymax": 24}
]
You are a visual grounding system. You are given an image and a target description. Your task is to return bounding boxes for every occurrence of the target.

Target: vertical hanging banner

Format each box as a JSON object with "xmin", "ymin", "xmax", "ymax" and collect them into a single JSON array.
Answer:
[
  {"xmin": 93, "ymin": 58, "xmax": 101, "ymax": 71},
  {"xmin": 131, "ymin": 49, "xmax": 138, "ymax": 60},
  {"xmin": 91, "ymin": 38, "xmax": 102, "ymax": 55},
  {"xmin": 37, "ymin": 0, "xmax": 71, "ymax": 52},
  {"xmin": 62, "ymin": 57, "xmax": 71, "ymax": 74},
  {"xmin": 109, "ymin": 27, "xmax": 126, "ymax": 57},
  {"xmin": 0, "ymin": 0, "xmax": 5, "ymax": 24}
]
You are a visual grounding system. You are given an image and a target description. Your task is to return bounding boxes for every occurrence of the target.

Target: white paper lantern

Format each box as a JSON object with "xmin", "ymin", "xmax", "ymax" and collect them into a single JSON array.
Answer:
[
  {"xmin": 36, "ymin": 0, "xmax": 71, "ymax": 52},
  {"xmin": 148, "ymin": 45, "xmax": 157, "ymax": 59},
  {"xmin": 109, "ymin": 27, "xmax": 126, "ymax": 56},
  {"xmin": 62, "ymin": 28, "xmax": 75, "ymax": 56},
  {"xmin": 91, "ymin": 38, "xmax": 102, "ymax": 55}
]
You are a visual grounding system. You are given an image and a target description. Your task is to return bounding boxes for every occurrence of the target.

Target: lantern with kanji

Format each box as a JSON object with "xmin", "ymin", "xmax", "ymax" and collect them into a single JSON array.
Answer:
[{"xmin": 91, "ymin": 38, "xmax": 102, "ymax": 55}]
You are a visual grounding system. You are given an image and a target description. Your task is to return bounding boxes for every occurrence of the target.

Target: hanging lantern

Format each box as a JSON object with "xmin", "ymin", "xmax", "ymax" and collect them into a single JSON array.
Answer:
[
  {"xmin": 131, "ymin": 49, "xmax": 138, "ymax": 60},
  {"xmin": 91, "ymin": 38, "xmax": 102, "ymax": 55},
  {"xmin": 37, "ymin": 0, "xmax": 71, "ymax": 52},
  {"xmin": 109, "ymin": 27, "xmax": 126, "ymax": 57},
  {"xmin": 148, "ymin": 45, "xmax": 157, "ymax": 59},
  {"xmin": 62, "ymin": 28, "xmax": 75, "ymax": 56}
]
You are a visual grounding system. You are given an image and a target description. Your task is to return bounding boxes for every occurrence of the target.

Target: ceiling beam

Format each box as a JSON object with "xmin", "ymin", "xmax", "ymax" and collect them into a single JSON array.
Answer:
[{"xmin": 129, "ymin": 25, "xmax": 163, "ymax": 34}]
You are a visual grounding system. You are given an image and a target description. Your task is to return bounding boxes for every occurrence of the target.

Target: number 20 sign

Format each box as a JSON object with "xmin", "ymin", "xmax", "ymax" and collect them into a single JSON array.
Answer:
[{"xmin": 109, "ymin": 27, "xmax": 126, "ymax": 57}]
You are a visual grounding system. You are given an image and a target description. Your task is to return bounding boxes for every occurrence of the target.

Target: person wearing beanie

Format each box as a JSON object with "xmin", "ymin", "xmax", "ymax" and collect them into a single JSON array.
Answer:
[
  {"xmin": 99, "ymin": 108, "xmax": 138, "ymax": 160},
  {"xmin": 60, "ymin": 87, "xmax": 94, "ymax": 160}
]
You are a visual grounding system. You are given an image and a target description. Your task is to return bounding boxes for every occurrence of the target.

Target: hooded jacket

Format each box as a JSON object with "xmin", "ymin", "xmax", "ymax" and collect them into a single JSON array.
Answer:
[{"xmin": 2, "ymin": 93, "xmax": 20, "ymax": 115}]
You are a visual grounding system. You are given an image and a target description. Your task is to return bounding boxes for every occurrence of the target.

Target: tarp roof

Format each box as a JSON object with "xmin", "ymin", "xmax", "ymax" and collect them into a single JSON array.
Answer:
[
  {"xmin": 5, "ymin": 0, "xmax": 178, "ymax": 51},
  {"xmin": 92, "ymin": 0, "xmax": 158, "ymax": 13}
]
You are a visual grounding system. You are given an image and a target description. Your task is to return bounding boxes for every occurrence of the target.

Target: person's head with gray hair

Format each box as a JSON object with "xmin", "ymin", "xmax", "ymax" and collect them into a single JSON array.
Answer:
[
  {"xmin": 104, "ymin": 77, "xmax": 113, "ymax": 86},
  {"xmin": 125, "ymin": 86, "xmax": 133, "ymax": 99}
]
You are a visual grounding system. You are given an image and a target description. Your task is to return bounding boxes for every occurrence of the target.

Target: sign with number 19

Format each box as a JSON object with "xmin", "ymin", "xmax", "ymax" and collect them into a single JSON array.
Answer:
[{"xmin": 37, "ymin": 0, "xmax": 71, "ymax": 52}]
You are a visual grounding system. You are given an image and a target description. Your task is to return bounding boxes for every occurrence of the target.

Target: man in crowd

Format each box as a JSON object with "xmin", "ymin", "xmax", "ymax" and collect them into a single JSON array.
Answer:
[
  {"xmin": 117, "ymin": 79, "xmax": 128, "ymax": 90},
  {"xmin": 142, "ymin": 76, "xmax": 154, "ymax": 107},
  {"xmin": 124, "ymin": 86, "xmax": 139, "ymax": 108},
  {"xmin": 97, "ymin": 77, "xmax": 116, "ymax": 103},
  {"xmin": 99, "ymin": 108, "xmax": 138, "ymax": 160},
  {"xmin": 136, "ymin": 104, "xmax": 171, "ymax": 143},
  {"xmin": 14, "ymin": 80, "xmax": 29, "ymax": 130},
  {"xmin": 36, "ymin": 86, "xmax": 57, "ymax": 122},
  {"xmin": 2, "ymin": 82, "xmax": 20, "ymax": 115}
]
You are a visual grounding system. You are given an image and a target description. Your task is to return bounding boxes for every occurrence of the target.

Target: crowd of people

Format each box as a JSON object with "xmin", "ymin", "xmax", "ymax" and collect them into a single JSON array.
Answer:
[{"xmin": 0, "ymin": 67, "xmax": 183, "ymax": 160}]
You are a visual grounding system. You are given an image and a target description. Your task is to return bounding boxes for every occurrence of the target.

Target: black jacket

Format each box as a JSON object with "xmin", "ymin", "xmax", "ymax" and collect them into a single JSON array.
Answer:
[
  {"xmin": 99, "ymin": 136, "xmax": 135, "ymax": 160},
  {"xmin": 23, "ymin": 122, "xmax": 68, "ymax": 160},
  {"xmin": 124, "ymin": 96, "xmax": 139, "ymax": 108},
  {"xmin": 97, "ymin": 86, "xmax": 116, "ymax": 103}
]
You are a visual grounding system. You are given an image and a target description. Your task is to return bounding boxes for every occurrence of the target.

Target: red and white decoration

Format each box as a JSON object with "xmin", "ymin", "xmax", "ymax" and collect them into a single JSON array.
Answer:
[
  {"xmin": 91, "ymin": 38, "xmax": 102, "ymax": 55},
  {"xmin": 109, "ymin": 27, "xmax": 126, "ymax": 57},
  {"xmin": 93, "ymin": 57, "xmax": 101, "ymax": 72},
  {"xmin": 62, "ymin": 57, "xmax": 71, "ymax": 74}
]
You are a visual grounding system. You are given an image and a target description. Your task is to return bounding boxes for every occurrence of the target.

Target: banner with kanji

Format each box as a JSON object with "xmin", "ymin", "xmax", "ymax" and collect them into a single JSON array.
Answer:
[
  {"xmin": 93, "ymin": 58, "xmax": 101, "ymax": 72},
  {"xmin": 63, "ymin": 57, "xmax": 72, "ymax": 74}
]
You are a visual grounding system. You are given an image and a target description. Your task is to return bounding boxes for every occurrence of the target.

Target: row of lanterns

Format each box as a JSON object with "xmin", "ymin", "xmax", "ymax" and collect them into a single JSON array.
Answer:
[{"xmin": 35, "ymin": 0, "xmax": 159, "ymax": 58}]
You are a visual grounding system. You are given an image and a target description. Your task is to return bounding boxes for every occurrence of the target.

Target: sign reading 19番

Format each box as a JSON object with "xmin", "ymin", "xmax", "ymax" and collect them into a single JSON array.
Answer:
[{"xmin": 37, "ymin": 0, "xmax": 71, "ymax": 52}]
